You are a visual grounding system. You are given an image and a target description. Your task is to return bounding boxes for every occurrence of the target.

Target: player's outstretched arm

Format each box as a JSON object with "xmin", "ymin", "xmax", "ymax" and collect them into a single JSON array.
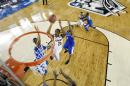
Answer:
[
  {"xmin": 34, "ymin": 25, "xmax": 41, "ymax": 45},
  {"xmin": 67, "ymin": 20, "xmax": 74, "ymax": 37},
  {"xmin": 67, "ymin": 20, "xmax": 73, "ymax": 30},
  {"xmin": 59, "ymin": 20, "xmax": 65, "ymax": 35},
  {"xmin": 47, "ymin": 23, "xmax": 53, "ymax": 34}
]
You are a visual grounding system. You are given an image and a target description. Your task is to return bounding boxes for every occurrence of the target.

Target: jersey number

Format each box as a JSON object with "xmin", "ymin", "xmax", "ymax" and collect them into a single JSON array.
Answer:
[{"xmin": 58, "ymin": 42, "xmax": 62, "ymax": 46}]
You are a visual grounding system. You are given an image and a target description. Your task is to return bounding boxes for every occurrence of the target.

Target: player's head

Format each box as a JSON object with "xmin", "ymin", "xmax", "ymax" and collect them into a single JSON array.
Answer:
[
  {"xmin": 80, "ymin": 12, "xmax": 83, "ymax": 14},
  {"xmin": 33, "ymin": 38, "xmax": 39, "ymax": 45},
  {"xmin": 80, "ymin": 12, "xmax": 83, "ymax": 15},
  {"xmin": 85, "ymin": 12, "xmax": 89, "ymax": 16},
  {"xmin": 55, "ymin": 29, "xmax": 60, "ymax": 35}
]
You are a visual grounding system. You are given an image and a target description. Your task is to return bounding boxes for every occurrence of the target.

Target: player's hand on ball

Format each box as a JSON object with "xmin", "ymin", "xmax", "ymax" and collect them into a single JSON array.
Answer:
[{"xmin": 48, "ymin": 14, "xmax": 56, "ymax": 23}]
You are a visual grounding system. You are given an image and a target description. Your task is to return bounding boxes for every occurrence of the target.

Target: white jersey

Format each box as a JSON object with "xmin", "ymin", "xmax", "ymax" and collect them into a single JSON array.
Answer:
[
  {"xmin": 53, "ymin": 35, "xmax": 63, "ymax": 61},
  {"xmin": 54, "ymin": 35, "xmax": 63, "ymax": 50}
]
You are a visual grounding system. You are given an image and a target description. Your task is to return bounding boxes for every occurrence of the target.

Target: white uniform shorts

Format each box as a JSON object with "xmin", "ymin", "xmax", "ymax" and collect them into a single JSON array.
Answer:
[{"xmin": 53, "ymin": 46, "xmax": 62, "ymax": 61}]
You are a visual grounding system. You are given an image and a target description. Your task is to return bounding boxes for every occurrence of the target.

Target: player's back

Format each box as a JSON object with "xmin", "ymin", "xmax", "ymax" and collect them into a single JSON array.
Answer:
[{"xmin": 66, "ymin": 32, "xmax": 75, "ymax": 46}]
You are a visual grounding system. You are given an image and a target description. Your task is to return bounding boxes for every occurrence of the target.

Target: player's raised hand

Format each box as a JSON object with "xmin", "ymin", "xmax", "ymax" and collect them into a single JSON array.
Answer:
[
  {"xmin": 34, "ymin": 25, "xmax": 39, "ymax": 31},
  {"xmin": 59, "ymin": 19, "xmax": 65, "ymax": 35},
  {"xmin": 34, "ymin": 25, "xmax": 41, "ymax": 45}
]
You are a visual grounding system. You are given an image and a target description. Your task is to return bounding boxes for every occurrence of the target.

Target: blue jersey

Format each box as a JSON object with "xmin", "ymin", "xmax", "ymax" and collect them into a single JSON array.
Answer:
[
  {"xmin": 34, "ymin": 45, "xmax": 46, "ymax": 60},
  {"xmin": 65, "ymin": 32, "xmax": 75, "ymax": 47},
  {"xmin": 63, "ymin": 32, "xmax": 75, "ymax": 54},
  {"xmin": 86, "ymin": 16, "xmax": 93, "ymax": 26}
]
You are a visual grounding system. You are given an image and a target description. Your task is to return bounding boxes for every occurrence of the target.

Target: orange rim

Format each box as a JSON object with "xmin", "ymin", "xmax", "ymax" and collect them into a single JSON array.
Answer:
[{"xmin": 8, "ymin": 31, "xmax": 54, "ymax": 66}]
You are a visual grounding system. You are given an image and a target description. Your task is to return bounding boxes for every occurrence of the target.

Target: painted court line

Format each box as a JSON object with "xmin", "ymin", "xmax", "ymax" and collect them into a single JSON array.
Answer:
[{"xmin": 96, "ymin": 27, "xmax": 130, "ymax": 86}]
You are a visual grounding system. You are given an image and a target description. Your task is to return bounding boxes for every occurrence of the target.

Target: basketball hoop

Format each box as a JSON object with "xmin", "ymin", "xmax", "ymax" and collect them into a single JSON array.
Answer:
[{"xmin": 8, "ymin": 31, "xmax": 54, "ymax": 67}]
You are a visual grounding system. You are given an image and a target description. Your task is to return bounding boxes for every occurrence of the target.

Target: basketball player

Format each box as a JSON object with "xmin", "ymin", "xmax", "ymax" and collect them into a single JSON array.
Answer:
[
  {"xmin": 83, "ymin": 12, "xmax": 95, "ymax": 31},
  {"xmin": 63, "ymin": 21, "xmax": 75, "ymax": 64},
  {"xmin": 47, "ymin": 20, "xmax": 65, "ymax": 61},
  {"xmin": 77, "ymin": 12, "xmax": 84, "ymax": 27},
  {"xmin": 33, "ymin": 26, "xmax": 48, "ymax": 86}
]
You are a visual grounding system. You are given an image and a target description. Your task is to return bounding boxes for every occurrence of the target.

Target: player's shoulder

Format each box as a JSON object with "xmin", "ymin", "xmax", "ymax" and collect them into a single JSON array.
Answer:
[{"xmin": 60, "ymin": 33, "xmax": 65, "ymax": 38}]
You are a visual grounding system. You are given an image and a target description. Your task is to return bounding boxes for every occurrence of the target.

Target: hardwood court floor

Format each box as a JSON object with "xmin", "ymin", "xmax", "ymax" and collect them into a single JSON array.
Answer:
[
  {"xmin": 22, "ymin": 26, "xmax": 108, "ymax": 86},
  {"xmin": 0, "ymin": 0, "xmax": 130, "ymax": 40},
  {"xmin": 0, "ymin": 0, "xmax": 129, "ymax": 86}
]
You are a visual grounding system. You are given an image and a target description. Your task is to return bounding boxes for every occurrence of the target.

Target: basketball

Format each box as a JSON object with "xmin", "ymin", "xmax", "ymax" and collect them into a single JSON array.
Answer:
[{"xmin": 48, "ymin": 14, "xmax": 57, "ymax": 23}]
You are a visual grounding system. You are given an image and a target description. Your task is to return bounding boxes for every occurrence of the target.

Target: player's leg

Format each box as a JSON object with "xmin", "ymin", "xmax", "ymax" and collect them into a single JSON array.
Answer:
[
  {"xmin": 42, "ymin": 67, "xmax": 48, "ymax": 85},
  {"xmin": 37, "ymin": 62, "xmax": 48, "ymax": 75},
  {"xmin": 54, "ymin": 51, "xmax": 60, "ymax": 61},
  {"xmin": 65, "ymin": 47, "xmax": 74, "ymax": 64},
  {"xmin": 52, "ymin": 47, "xmax": 62, "ymax": 61},
  {"xmin": 56, "ymin": 47, "xmax": 62, "ymax": 61},
  {"xmin": 50, "ymin": 48, "xmax": 56, "ymax": 60},
  {"xmin": 83, "ymin": 19, "xmax": 90, "ymax": 31},
  {"xmin": 84, "ymin": 24, "xmax": 90, "ymax": 31},
  {"xmin": 45, "ymin": 0, "xmax": 48, "ymax": 5},
  {"xmin": 43, "ymin": 0, "xmax": 45, "ymax": 5},
  {"xmin": 63, "ymin": 41, "xmax": 69, "ymax": 53},
  {"xmin": 37, "ymin": 62, "xmax": 48, "ymax": 86}
]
